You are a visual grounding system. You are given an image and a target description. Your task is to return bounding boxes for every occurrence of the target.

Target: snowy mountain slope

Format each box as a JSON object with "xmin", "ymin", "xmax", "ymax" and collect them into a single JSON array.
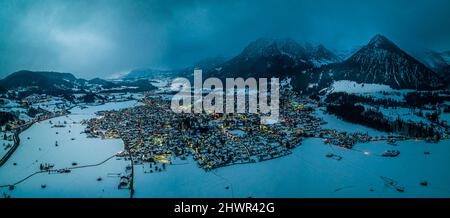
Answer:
[
  {"xmin": 308, "ymin": 44, "xmax": 342, "ymax": 67},
  {"xmin": 310, "ymin": 34, "xmax": 445, "ymax": 90},
  {"xmin": 413, "ymin": 49, "xmax": 449, "ymax": 72},
  {"xmin": 205, "ymin": 38, "xmax": 340, "ymax": 80},
  {"xmin": 122, "ymin": 68, "xmax": 177, "ymax": 80},
  {"xmin": 0, "ymin": 70, "xmax": 86, "ymax": 92},
  {"xmin": 192, "ymin": 56, "xmax": 227, "ymax": 70},
  {"xmin": 334, "ymin": 46, "xmax": 363, "ymax": 61},
  {"xmin": 441, "ymin": 51, "xmax": 450, "ymax": 65}
]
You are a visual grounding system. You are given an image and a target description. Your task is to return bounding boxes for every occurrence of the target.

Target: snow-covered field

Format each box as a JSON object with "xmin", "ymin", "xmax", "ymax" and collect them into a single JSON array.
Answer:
[
  {"xmin": 152, "ymin": 78, "xmax": 174, "ymax": 93},
  {"xmin": 133, "ymin": 138, "xmax": 450, "ymax": 198},
  {"xmin": 0, "ymin": 101, "xmax": 141, "ymax": 198},
  {"xmin": 362, "ymin": 105, "xmax": 433, "ymax": 126},
  {"xmin": 31, "ymin": 98, "xmax": 70, "ymax": 113}
]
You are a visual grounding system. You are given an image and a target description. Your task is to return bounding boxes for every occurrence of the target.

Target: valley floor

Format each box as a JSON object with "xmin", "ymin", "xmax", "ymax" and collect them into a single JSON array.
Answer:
[{"xmin": 0, "ymin": 100, "xmax": 449, "ymax": 198}]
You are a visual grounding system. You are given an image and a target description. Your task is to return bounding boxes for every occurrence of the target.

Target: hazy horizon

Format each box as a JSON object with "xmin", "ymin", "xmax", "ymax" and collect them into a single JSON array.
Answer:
[{"xmin": 1, "ymin": 0, "xmax": 450, "ymax": 79}]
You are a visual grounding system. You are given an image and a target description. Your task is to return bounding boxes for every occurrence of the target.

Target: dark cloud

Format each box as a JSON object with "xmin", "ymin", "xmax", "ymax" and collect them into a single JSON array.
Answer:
[{"xmin": 1, "ymin": 0, "xmax": 450, "ymax": 78}]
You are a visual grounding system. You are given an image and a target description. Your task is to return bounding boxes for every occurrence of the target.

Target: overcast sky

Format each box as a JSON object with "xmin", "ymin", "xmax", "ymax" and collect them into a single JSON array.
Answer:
[{"xmin": 1, "ymin": 0, "xmax": 450, "ymax": 79}]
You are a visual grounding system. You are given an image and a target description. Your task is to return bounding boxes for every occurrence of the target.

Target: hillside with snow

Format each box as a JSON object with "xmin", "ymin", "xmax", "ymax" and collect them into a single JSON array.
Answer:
[{"xmin": 311, "ymin": 34, "xmax": 444, "ymax": 90}]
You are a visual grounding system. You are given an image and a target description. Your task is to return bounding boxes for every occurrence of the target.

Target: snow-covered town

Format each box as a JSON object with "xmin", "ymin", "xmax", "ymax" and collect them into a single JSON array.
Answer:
[{"xmin": 0, "ymin": 73, "xmax": 450, "ymax": 198}]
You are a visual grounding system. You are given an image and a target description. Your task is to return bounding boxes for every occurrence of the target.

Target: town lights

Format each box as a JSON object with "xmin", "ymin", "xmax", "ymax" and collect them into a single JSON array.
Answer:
[{"xmin": 170, "ymin": 70, "xmax": 279, "ymax": 124}]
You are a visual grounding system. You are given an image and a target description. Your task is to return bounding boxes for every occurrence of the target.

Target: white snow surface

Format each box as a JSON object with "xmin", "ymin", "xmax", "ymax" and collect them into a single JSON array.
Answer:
[
  {"xmin": 314, "ymin": 107, "xmax": 389, "ymax": 137},
  {"xmin": 0, "ymin": 101, "xmax": 141, "ymax": 198},
  {"xmin": 329, "ymin": 80, "xmax": 395, "ymax": 94},
  {"xmin": 133, "ymin": 138, "xmax": 450, "ymax": 197}
]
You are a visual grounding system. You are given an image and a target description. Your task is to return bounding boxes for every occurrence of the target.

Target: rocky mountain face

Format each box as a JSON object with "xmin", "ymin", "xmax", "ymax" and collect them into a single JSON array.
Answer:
[
  {"xmin": 310, "ymin": 34, "xmax": 445, "ymax": 90},
  {"xmin": 413, "ymin": 49, "xmax": 449, "ymax": 72},
  {"xmin": 4, "ymin": 35, "xmax": 448, "ymax": 95},
  {"xmin": 205, "ymin": 38, "xmax": 340, "ymax": 80},
  {"xmin": 305, "ymin": 43, "xmax": 342, "ymax": 67}
]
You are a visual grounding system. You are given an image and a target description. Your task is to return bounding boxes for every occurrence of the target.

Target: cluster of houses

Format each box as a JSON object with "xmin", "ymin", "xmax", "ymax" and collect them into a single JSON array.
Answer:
[
  {"xmin": 84, "ymin": 88, "xmax": 414, "ymax": 174},
  {"xmin": 85, "ymin": 93, "xmax": 334, "ymax": 171}
]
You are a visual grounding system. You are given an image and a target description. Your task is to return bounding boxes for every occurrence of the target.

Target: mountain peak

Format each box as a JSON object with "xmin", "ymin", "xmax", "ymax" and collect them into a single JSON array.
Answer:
[
  {"xmin": 367, "ymin": 34, "xmax": 400, "ymax": 50},
  {"xmin": 240, "ymin": 37, "xmax": 306, "ymax": 58}
]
